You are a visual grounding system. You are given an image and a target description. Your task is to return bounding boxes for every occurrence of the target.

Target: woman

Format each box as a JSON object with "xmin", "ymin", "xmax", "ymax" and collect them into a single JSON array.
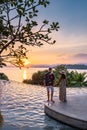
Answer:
[{"xmin": 58, "ymin": 70, "xmax": 67, "ymax": 102}]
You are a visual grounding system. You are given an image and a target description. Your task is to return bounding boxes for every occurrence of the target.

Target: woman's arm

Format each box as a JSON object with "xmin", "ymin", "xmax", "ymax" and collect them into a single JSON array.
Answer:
[{"xmin": 58, "ymin": 76, "xmax": 62, "ymax": 85}]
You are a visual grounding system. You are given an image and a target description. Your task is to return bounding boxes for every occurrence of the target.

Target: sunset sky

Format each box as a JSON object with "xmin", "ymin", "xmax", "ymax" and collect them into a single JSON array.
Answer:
[{"xmin": 26, "ymin": 0, "xmax": 87, "ymax": 65}]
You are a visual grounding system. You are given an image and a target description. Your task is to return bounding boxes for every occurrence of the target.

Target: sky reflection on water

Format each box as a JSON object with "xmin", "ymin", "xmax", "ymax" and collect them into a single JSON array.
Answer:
[{"xmin": 0, "ymin": 80, "xmax": 85, "ymax": 130}]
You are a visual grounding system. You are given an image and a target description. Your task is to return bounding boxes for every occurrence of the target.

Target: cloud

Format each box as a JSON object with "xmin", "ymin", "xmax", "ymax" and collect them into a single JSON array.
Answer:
[
  {"xmin": 55, "ymin": 53, "xmax": 87, "ymax": 64},
  {"xmin": 73, "ymin": 53, "xmax": 87, "ymax": 59},
  {"xmin": 70, "ymin": 53, "xmax": 87, "ymax": 64}
]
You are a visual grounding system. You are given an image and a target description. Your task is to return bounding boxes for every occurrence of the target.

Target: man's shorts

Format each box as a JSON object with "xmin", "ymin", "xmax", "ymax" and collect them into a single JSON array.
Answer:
[{"xmin": 46, "ymin": 86, "xmax": 54, "ymax": 92}]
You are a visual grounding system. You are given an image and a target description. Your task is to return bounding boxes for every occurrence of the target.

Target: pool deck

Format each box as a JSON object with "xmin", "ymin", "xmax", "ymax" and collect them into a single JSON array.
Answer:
[{"xmin": 44, "ymin": 94, "xmax": 87, "ymax": 130}]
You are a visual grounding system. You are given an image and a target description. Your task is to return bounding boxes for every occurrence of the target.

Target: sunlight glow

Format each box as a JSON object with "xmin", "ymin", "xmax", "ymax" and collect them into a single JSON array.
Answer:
[
  {"xmin": 23, "ymin": 69, "xmax": 27, "ymax": 80},
  {"xmin": 23, "ymin": 59, "xmax": 31, "ymax": 67}
]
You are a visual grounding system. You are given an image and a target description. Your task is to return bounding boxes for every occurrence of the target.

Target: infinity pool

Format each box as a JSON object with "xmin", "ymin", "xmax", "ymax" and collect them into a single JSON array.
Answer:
[{"xmin": 0, "ymin": 80, "xmax": 86, "ymax": 130}]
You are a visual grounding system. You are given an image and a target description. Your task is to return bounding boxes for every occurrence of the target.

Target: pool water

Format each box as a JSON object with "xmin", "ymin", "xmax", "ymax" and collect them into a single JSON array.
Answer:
[{"xmin": 0, "ymin": 80, "xmax": 85, "ymax": 130}]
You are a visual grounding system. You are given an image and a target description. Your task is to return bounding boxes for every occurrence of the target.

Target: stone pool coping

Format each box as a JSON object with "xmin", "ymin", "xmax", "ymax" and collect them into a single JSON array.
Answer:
[{"xmin": 44, "ymin": 94, "xmax": 87, "ymax": 130}]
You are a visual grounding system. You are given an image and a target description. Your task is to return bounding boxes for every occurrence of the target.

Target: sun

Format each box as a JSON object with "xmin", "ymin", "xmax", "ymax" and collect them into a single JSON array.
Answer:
[{"xmin": 23, "ymin": 59, "xmax": 31, "ymax": 67}]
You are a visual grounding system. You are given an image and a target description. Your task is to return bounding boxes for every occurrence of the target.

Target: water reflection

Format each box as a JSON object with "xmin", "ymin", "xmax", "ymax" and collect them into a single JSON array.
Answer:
[
  {"xmin": 23, "ymin": 69, "xmax": 27, "ymax": 80},
  {"xmin": 0, "ymin": 80, "xmax": 86, "ymax": 130}
]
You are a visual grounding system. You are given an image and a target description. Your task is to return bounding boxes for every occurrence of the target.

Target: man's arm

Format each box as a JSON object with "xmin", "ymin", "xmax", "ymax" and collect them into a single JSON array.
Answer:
[
  {"xmin": 43, "ymin": 74, "xmax": 46, "ymax": 87},
  {"xmin": 43, "ymin": 80, "xmax": 46, "ymax": 87}
]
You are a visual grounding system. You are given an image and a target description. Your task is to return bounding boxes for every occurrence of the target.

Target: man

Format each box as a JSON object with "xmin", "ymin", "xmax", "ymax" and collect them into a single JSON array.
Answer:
[{"xmin": 44, "ymin": 67, "xmax": 55, "ymax": 103}]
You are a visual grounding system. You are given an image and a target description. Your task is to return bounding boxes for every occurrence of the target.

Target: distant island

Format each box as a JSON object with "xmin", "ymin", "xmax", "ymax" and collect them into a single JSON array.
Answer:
[
  {"xmin": 5, "ymin": 64, "xmax": 87, "ymax": 70},
  {"xmin": 30, "ymin": 64, "xmax": 87, "ymax": 70}
]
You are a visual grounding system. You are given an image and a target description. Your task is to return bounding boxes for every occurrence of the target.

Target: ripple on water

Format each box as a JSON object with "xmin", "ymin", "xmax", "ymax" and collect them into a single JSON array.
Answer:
[{"xmin": 0, "ymin": 80, "xmax": 85, "ymax": 130}]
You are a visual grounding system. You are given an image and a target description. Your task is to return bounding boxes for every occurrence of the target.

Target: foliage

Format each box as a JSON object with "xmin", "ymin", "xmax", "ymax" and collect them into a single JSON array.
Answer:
[
  {"xmin": 53, "ymin": 65, "xmax": 67, "ymax": 86},
  {"xmin": 0, "ymin": 72, "xmax": 9, "ymax": 80},
  {"xmin": 23, "ymin": 79, "xmax": 32, "ymax": 84},
  {"xmin": 67, "ymin": 71, "xmax": 87, "ymax": 87},
  {"xmin": 31, "ymin": 70, "xmax": 47, "ymax": 85},
  {"xmin": 23, "ymin": 65, "xmax": 87, "ymax": 87},
  {"xmin": 0, "ymin": 57, "xmax": 7, "ymax": 67},
  {"xmin": 23, "ymin": 65, "xmax": 67, "ymax": 86},
  {"xmin": 0, "ymin": 0, "xmax": 59, "ymax": 67},
  {"xmin": 23, "ymin": 69, "xmax": 47, "ymax": 85}
]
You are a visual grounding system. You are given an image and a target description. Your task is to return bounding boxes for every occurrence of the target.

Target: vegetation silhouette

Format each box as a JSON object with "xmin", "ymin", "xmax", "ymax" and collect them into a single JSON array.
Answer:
[{"xmin": 0, "ymin": 0, "xmax": 59, "ymax": 68}]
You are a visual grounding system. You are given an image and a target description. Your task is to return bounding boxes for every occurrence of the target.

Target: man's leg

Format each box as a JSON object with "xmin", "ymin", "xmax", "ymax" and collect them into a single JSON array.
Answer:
[
  {"xmin": 51, "ymin": 86, "xmax": 55, "ymax": 103},
  {"xmin": 51, "ymin": 91, "xmax": 53, "ymax": 101},
  {"xmin": 47, "ymin": 91, "xmax": 50, "ymax": 101},
  {"xmin": 47, "ymin": 86, "xmax": 50, "ymax": 101}
]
